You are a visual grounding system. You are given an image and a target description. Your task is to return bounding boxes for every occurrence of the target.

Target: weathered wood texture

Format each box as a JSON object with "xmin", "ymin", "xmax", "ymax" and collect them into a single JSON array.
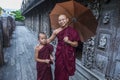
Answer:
[
  {"xmin": 1, "ymin": 16, "xmax": 16, "ymax": 47},
  {"xmin": 0, "ymin": 19, "xmax": 4, "ymax": 66},
  {"xmin": 0, "ymin": 16, "xmax": 15, "ymax": 66}
]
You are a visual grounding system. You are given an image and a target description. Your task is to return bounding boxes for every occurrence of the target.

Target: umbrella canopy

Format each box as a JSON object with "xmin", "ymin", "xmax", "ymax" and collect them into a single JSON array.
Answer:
[{"xmin": 49, "ymin": 0, "xmax": 98, "ymax": 42}]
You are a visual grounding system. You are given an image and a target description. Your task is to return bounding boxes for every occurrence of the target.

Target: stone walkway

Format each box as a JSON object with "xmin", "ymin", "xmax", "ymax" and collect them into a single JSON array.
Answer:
[{"xmin": 0, "ymin": 26, "xmax": 38, "ymax": 80}]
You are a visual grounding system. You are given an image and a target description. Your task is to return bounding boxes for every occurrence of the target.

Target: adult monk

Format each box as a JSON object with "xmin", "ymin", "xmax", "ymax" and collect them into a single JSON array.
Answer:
[{"xmin": 47, "ymin": 14, "xmax": 80, "ymax": 80}]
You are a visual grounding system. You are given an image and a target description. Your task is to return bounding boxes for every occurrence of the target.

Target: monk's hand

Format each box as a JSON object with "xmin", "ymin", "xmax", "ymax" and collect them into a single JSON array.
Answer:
[
  {"xmin": 50, "ymin": 56, "xmax": 54, "ymax": 61},
  {"xmin": 45, "ymin": 59, "xmax": 50, "ymax": 64},
  {"xmin": 63, "ymin": 36, "xmax": 71, "ymax": 44},
  {"xmin": 63, "ymin": 36, "xmax": 69, "ymax": 43}
]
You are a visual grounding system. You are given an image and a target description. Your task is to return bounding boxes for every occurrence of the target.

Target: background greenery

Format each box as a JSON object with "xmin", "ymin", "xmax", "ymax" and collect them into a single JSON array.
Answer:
[{"xmin": 11, "ymin": 10, "xmax": 25, "ymax": 21}]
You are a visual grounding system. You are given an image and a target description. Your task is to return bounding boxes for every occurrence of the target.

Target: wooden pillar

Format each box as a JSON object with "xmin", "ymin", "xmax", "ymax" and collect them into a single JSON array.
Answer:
[{"xmin": 0, "ymin": 19, "xmax": 4, "ymax": 66}]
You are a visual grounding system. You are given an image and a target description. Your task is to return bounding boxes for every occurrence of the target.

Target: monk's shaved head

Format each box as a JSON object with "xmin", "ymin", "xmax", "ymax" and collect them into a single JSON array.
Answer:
[
  {"xmin": 58, "ymin": 14, "xmax": 69, "ymax": 27},
  {"xmin": 58, "ymin": 14, "xmax": 67, "ymax": 18}
]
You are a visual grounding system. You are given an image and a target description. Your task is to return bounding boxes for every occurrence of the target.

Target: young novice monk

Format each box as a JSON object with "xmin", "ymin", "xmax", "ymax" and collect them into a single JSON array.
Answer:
[{"xmin": 35, "ymin": 32, "xmax": 54, "ymax": 80}]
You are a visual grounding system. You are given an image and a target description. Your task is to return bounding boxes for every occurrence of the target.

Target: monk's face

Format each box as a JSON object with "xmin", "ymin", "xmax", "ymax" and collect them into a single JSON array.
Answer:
[
  {"xmin": 58, "ymin": 15, "xmax": 69, "ymax": 28},
  {"xmin": 38, "ymin": 33, "xmax": 47, "ymax": 45}
]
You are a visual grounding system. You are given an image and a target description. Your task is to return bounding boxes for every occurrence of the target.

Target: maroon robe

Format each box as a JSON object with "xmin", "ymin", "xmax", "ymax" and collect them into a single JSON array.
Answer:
[
  {"xmin": 36, "ymin": 44, "xmax": 53, "ymax": 80},
  {"xmin": 55, "ymin": 26, "xmax": 80, "ymax": 80}
]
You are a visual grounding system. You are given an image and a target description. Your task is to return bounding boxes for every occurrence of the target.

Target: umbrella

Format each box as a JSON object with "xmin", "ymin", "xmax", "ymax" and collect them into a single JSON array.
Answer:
[{"xmin": 49, "ymin": 0, "xmax": 98, "ymax": 42}]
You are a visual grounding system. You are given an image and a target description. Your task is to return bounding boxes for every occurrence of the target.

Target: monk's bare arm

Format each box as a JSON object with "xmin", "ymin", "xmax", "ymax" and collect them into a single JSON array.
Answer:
[
  {"xmin": 35, "ymin": 46, "xmax": 50, "ymax": 64},
  {"xmin": 63, "ymin": 37, "xmax": 78, "ymax": 47},
  {"xmin": 47, "ymin": 30, "xmax": 57, "ymax": 43},
  {"xmin": 67, "ymin": 40, "xmax": 78, "ymax": 47}
]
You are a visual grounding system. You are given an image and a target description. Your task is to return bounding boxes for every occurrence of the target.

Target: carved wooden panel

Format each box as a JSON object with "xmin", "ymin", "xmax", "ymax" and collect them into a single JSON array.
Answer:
[
  {"xmin": 94, "ymin": 53, "xmax": 108, "ymax": 73},
  {"xmin": 113, "ymin": 61, "xmax": 120, "ymax": 80},
  {"xmin": 94, "ymin": 31, "xmax": 112, "ymax": 75},
  {"xmin": 82, "ymin": 37, "xmax": 95, "ymax": 69},
  {"xmin": 97, "ymin": 32, "xmax": 111, "ymax": 53}
]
